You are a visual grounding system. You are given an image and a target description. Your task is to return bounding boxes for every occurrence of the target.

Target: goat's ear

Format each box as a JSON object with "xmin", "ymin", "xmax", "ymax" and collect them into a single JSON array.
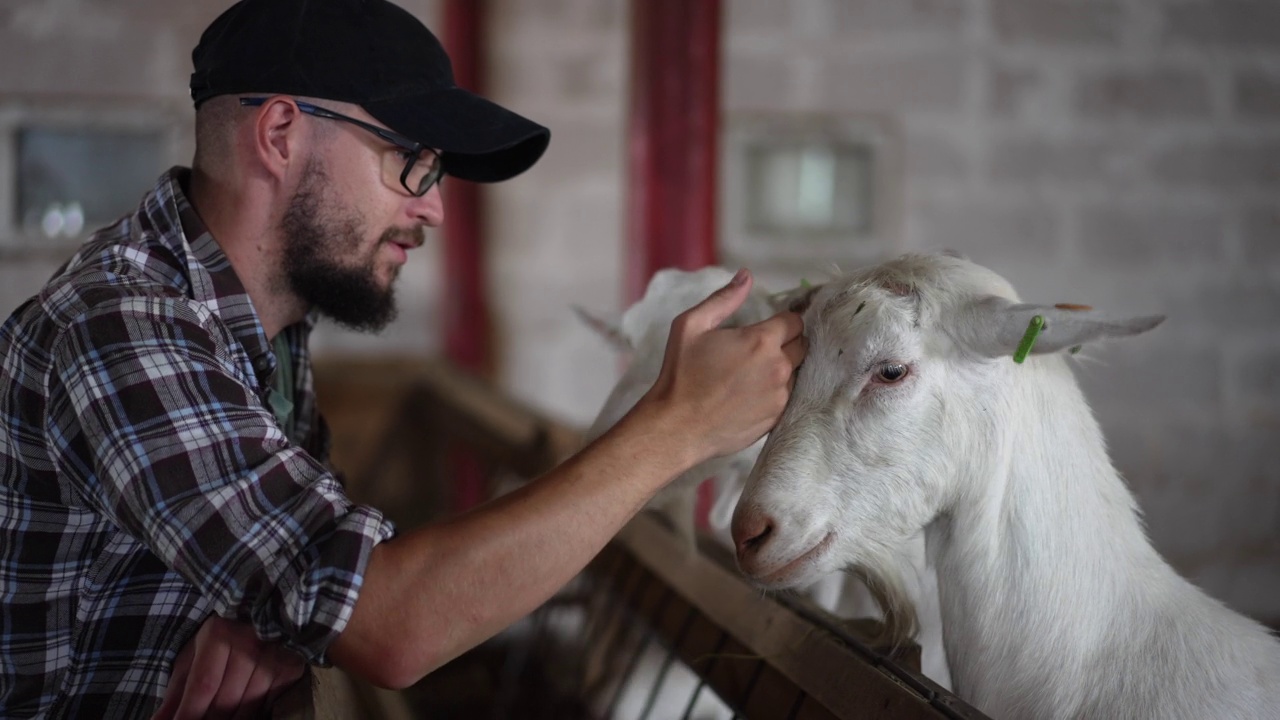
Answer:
[
  {"xmin": 770, "ymin": 282, "xmax": 823, "ymax": 314},
  {"xmin": 953, "ymin": 296, "xmax": 1166, "ymax": 359},
  {"xmin": 572, "ymin": 305, "xmax": 632, "ymax": 352}
]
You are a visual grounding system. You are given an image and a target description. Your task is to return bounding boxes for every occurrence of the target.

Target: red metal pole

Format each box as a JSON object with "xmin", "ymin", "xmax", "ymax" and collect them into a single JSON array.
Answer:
[
  {"xmin": 628, "ymin": 0, "xmax": 723, "ymax": 525},
  {"xmin": 442, "ymin": 0, "xmax": 490, "ymax": 377},
  {"xmin": 627, "ymin": 0, "xmax": 721, "ymax": 301},
  {"xmin": 442, "ymin": 0, "xmax": 489, "ymax": 513}
]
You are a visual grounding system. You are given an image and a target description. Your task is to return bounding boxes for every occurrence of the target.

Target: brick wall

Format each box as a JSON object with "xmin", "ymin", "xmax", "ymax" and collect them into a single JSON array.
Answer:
[
  {"xmin": 488, "ymin": 0, "xmax": 1280, "ymax": 623},
  {"xmin": 486, "ymin": 0, "xmax": 629, "ymax": 431},
  {"xmin": 1, "ymin": 0, "xmax": 1276, "ymax": 623}
]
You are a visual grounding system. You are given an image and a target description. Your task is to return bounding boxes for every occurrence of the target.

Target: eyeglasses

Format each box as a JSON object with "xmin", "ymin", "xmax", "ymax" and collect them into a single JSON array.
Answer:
[{"xmin": 239, "ymin": 97, "xmax": 444, "ymax": 197}]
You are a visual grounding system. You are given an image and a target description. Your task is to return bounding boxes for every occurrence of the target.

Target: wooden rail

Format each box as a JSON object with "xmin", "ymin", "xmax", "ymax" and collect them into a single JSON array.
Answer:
[
  {"xmin": 584, "ymin": 515, "xmax": 984, "ymax": 719},
  {"xmin": 274, "ymin": 357, "xmax": 987, "ymax": 719}
]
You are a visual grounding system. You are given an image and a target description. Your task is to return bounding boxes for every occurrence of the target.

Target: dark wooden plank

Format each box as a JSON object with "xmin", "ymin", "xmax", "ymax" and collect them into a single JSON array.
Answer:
[{"xmin": 613, "ymin": 514, "xmax": 989, "ymax": 719}]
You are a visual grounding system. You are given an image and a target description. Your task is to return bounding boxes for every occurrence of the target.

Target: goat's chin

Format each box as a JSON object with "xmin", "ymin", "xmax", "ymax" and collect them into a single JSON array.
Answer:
[{"xmin": 740, "ymin": 531, "xmax": 838, "ymax": 589}]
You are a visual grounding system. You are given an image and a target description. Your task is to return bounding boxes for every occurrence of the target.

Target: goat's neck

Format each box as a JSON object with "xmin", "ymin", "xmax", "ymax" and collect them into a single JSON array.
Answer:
[{"xmin": 928, "ymin": 357, "xmax": 1179, "ymax": 711}]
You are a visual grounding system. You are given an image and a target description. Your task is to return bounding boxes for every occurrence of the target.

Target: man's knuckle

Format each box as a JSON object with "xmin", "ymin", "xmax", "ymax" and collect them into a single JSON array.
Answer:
[
  {"xmin": 670, "ymin": 314, "xmax": 693, "ymax": 336},
  {"xmin": 190, "ymin": 676, "xmax": 221, "ymax": 699}
]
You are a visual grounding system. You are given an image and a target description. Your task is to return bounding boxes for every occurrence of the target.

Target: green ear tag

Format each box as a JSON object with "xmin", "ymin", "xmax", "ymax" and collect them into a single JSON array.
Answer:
[
  {"xmin": 800, "ymin": 278, "xmax": 812, "ymax": 289},
  {"xmin": 1013, "ymin": 315, "xmax": 1045, "ymax": 364}
]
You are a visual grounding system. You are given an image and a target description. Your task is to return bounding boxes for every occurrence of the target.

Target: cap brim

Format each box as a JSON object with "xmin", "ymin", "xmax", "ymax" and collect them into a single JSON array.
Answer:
[{"xmin": 364, "ymin": 87, "xmax": 550, "ymax": 183}]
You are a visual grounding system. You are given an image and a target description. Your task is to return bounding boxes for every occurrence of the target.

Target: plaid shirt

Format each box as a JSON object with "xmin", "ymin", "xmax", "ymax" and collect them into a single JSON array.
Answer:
[{"xmin": 0, "ymin": 168, "xmax": 397, "ymax": 718}]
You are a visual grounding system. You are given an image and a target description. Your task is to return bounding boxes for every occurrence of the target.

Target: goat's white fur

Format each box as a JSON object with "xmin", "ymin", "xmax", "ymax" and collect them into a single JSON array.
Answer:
[
  {"xmin": 579, "ymin": 267, "xmax": 953, "ymax": 689},
  {"xmin": 732, "ymin": 252, "xmax": 1280, "ymax": 719}
]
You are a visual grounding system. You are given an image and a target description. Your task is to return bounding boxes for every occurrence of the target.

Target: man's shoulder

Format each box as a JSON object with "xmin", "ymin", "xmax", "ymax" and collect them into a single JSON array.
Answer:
[
  {"xmin": 37, "ymin": 226, "xmax": 197, "ymax": 329},
  {"xmin": 3, "ymin": 250, "xmax": 222, "ymax": 373}
]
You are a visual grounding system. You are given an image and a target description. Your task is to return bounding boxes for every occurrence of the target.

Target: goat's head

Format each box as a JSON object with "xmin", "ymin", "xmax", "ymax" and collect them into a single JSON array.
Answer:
[{"xmin": 730, "ymin": 253, "xmax": 1164, "ymax": 626}]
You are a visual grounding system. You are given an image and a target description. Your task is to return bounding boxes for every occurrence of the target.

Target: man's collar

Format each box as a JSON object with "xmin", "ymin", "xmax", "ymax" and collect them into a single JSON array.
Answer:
[{"xmin": 143, "ymin": 167, "xmax": 315, "ymax": 384}]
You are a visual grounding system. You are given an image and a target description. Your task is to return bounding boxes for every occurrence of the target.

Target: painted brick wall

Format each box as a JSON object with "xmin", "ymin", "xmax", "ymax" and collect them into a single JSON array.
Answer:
[
  {"xmin": 486, "ymin": 0, "xmax": 630, "ymax": 431},
  {"xmin": 487, "ymin": 0, "xmax": 1280, "ymax": 624},
  {"xmin": 1, "ymin": 0, "xmax": 1276, "ymax": 623}
]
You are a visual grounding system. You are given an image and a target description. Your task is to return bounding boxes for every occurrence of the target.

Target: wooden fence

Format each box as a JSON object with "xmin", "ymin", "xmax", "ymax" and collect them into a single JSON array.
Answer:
[{"xmin": 271, "ymin": 357, "xmax": 988, "ymax": 719}]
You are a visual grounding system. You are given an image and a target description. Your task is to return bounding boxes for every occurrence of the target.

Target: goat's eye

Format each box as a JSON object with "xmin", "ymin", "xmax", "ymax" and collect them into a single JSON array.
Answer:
[{"xmin": 875, "ymin": 363, "xmax": 909, "ymax": 383}]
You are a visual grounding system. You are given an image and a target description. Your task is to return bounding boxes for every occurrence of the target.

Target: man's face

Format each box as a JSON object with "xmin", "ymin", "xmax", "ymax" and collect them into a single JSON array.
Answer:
[{"xmin": 279, "ymin": 156, "xmax": 423, "ymax": 332}]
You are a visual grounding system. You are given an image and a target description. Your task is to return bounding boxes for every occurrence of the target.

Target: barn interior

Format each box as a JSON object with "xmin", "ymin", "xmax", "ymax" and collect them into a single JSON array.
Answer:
[{"xmin": 1, "ymin": 1, "xmax": 1277, "ymax": 717}]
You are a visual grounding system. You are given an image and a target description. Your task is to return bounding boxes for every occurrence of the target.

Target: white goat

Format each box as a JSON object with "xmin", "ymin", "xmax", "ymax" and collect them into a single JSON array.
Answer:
[
  {"xmin": 731, "ymin": 252, "xmax": 1280, "ymax": 719},
  {"xmin": 579, "ymin": 266, "xmax": 777, "ymax": 546},
  {"xmin": 579, "ymin": 267, "xmax": 953, "ymax": 690}
]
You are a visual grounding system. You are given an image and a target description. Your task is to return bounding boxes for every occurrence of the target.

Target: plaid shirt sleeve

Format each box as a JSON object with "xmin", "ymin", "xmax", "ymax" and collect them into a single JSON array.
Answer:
[{"xmin": 46, "ymin": 291, "xmax": 395, "ymax": 664}]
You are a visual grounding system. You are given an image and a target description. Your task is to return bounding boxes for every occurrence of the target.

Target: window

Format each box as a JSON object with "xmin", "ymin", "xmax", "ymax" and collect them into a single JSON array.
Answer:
[
  {"xmin": 722, "ymin": 116, "xmax": 900, "ymax": 267},
  {"xmin": 744, "ymin": 142, "xmax": 874, "ymax": 235},
  {"xmin": 17, "ymin": 127, "xmax": 165, "ymax": 239}
]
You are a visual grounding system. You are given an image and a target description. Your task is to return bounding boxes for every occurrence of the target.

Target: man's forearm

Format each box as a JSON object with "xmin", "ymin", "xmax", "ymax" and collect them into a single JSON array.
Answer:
[
  {"xmin": 328, "ymin": 271, "xmax": 804, "ymax": 688},
  {"xmin": 328, "ymin": 398, "xmax": 695, "ymax": 688}
]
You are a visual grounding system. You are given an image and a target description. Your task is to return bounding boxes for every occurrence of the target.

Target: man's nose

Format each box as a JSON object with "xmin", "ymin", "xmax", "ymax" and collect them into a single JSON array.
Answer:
[{"xmin": 409, "ymin": 183, "xmax": 444, "ymax": 227}]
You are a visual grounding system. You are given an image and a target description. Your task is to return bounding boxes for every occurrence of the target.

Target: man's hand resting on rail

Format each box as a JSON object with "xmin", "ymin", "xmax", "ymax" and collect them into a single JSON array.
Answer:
[{"xmin": 152, "ymin": 614, "xmax": 307, "ymax": 720}]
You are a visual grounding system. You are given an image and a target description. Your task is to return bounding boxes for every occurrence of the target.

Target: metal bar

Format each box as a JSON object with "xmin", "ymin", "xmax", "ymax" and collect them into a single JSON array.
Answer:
[
  {"xmin": 440, "ymin": 0, "xmax": 490, "ymax": 375},
  {"xmin": 784, "ymin": 688, "xmax": 806, "ymax": 720},
  {"xmin": 592, "ymin": 557, "xmax": 648, "ymax": 666},
  {"xmin": 625, "ymin": 0, "xmax": 724, "ymax": 530},
  {"xmin": 678, "ymin": 629, "xmax": 728, "ymax": 720},
  {"xmin": 637, "ymin": 604, "xmax": 699, "ymax": 720},
  {"xmin": 441, "ymin": 0, "xmax": 493, "ymax": 514},
  {"xmin": 732, "ymin": 657, "xmax": 768, "ymax": 719},
  {"xmin": 625, "ymin": 0, "xmax": 721, "ymax": 301},
  {"xmin": 604, "ymin": 586, "xmax": 675, "ymax": 717},
  {"xmin": 491, "ymin": 613, "xmax": 540, "ymax": 719}
]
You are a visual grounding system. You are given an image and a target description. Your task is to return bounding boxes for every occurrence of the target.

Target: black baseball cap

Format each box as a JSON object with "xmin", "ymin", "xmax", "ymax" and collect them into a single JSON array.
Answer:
[{"xmin": 190, "ymin": 0, "xmax": 550, "ymax": 183}]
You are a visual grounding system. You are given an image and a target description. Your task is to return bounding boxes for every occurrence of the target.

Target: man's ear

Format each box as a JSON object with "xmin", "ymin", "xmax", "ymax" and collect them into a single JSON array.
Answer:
[
  {"xmin": 950, "ymin": 295, "xmax": 1165, "ymax": 359},
  {"xmin": 249, "ymin": 96, "xmax": 304, "ymax": 181}
]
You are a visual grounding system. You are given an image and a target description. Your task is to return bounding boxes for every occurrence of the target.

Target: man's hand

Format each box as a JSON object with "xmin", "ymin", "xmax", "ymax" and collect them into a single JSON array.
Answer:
[
  {"xmin": 644, "ymin": 268, "xmax": 807, "ymax": 464},
  {"xmin": 152, "ymin": 614, "xmax": 307, "ymax": 720},
  {"xmin": 329, "ymin": 269, "xmax": 805, "ymax": 689}
]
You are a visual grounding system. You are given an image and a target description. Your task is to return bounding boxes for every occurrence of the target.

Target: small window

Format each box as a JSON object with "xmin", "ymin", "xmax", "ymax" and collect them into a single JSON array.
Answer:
[
  {"xmin": 721, "ymin": 116, "xmax": 901, "ymax": 267},
  {"xmin": 17, "ymin": 127, "xmax": 165, "ymax": 239},
  {"xmin": 744, "ymin": 142, "xmax": 874, "ymax": 235}
]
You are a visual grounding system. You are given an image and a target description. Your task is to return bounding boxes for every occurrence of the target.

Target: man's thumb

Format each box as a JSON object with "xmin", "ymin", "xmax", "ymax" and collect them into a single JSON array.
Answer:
[{"xmin": 685, "ymin": 268, "xmax": 752, "ymax": 333}]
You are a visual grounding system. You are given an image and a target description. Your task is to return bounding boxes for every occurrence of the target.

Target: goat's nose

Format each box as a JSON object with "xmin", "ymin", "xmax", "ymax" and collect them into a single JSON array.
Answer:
[{"xmin": 731, "ymin": 508, "xmax": 776, "ymax": 564}]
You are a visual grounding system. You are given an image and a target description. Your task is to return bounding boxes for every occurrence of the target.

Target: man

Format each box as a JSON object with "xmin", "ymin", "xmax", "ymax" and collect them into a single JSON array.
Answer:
[{"xmin": 0, "ymin": 0, "xmax": 806, "ymax": 717}]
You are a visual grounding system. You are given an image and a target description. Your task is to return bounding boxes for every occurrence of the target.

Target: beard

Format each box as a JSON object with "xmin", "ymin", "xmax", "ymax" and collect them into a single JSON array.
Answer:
[{"xmin": 279, "ymin": 160, "xmax": 400, "ymax": 332}]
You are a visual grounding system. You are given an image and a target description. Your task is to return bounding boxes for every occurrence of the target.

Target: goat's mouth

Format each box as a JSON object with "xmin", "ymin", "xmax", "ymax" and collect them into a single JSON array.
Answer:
[{"xmin": 754, "ymin": 531, "xmax": 836, "ymax": 587}]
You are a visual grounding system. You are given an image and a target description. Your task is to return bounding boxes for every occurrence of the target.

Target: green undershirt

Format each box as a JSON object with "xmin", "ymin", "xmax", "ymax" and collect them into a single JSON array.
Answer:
[{"xmin": 268, "ymin": 334, "xmax": 296, "ymax": 442}]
